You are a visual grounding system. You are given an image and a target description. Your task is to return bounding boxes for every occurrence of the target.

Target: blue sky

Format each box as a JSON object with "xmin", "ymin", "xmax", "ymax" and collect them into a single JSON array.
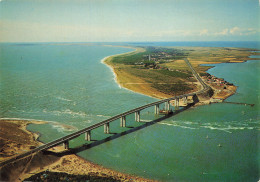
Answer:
[{"xmin": 0, "ymin": 0, "xmax": 259, "ymax": 42}]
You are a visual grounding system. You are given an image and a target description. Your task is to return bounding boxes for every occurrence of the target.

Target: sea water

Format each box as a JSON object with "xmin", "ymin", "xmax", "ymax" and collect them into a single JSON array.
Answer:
[{"xmin": 0, "ymin": 42, "xmax": 259, "ymax": 181}]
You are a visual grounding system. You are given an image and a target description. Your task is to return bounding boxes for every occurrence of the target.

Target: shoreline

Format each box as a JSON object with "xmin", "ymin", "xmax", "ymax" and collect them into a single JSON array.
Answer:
[
  {"xmin": 0, "ymin": 119, "xmax": 156, "ymax": 182},
  {"xmin": 100, "ymin": 47, "xmax": 137, "ymax": 89},
  {"xmin": 102, "ymin": 47, "xmax": 180, "ymax": 100},
  {"xmin": 101, "ymin": 48, "xmax": 166, "ymax": 100},
  {"xmin": 102, "ymin": 47, "xmax": 233, "ymax": 102},
  {"xmin": 101, "ymin": 46, "xmax": 259, "ymax": 104}
]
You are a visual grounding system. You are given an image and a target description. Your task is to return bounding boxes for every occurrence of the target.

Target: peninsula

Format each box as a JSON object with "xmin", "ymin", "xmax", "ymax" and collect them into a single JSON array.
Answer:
[{"xmin": 104, "ymin": 46, "xmax": 260, "ymax": 102}]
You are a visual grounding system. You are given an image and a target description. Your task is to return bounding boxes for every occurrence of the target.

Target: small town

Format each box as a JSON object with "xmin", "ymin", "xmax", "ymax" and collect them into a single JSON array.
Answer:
[
  {"xmin": 202, "ymin": 75, "xmax": 234, "ymax": 88},
  {"xmin": 202, "ymin": 75, "xmax": 237, "ymax": 103}
]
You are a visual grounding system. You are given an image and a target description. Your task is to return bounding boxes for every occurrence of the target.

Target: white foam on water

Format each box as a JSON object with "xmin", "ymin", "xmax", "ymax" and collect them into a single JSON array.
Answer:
[
  {"xmin": 47, "ymin": 121, "xmax": 78, "ymax": 132},
  {"xmin": 100, "ymin": 52, "xmax": 155, "ymax": 99},
  {"xmin": 0, "ymin": 117, "xmax": 78, "ymax": 132},
  {"xmin": 101, "ymin": 56, "xmax": 122, "ymax": 88},
  {"xmin": 140, "ymin": 119, "xmax": 151, "ymax": 122},
  {"xmin": 0, "ymin": 117, "xmax": 39, "ymax": 121},
  {"xmin": 200, "ymin": 125, "xmax": 233, "ymax": 133},
  {"xmin": 55, "ymin": 96, "xmax": 73, "ymax": 102},
  {"xmin": 159, "ymin": 119, "xmax": 258, "ymax": 133},
  {"xmin": 96, "ymin": 114, "xmax": 111, "ymax": 118},
  {"xmin": 159, "ymin": 122, "xmax": 198, "ymax": 130},
  {"xmin": 0, "ymin": 117, "xmax": 51, "ymax": 123},
  {"xmin": 83, "ymin": 120, "xmax": 92, "ymax": 124},
  {"xmin": 46, "ymin": 109, "xmax": 88, "ymax": 118}
]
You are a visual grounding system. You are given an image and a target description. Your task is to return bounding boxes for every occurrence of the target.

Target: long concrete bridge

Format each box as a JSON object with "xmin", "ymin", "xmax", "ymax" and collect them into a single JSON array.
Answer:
[{"xmin": 0, "ymin": 58, "xmax": 211, "ymax": 167}]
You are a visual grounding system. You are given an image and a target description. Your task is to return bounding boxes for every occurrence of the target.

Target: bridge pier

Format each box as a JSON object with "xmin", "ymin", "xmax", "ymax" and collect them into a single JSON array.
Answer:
[
  {"xmin": 183, "ymin": 96, "xmax": 188, "ymax": 105},
  {"xmin": 135, "ymin": 111, "xmax": 140, "ymax": 122},
  {"xmin": 104, "ymin": 123, "xmax": 110, "ymax": 134},
  {"xmin": 63, "ymin": 140, "xmax": 69, "ymax": 150},
  {"xmin": 120, "ymin": 116, "xmax": 126, "ymax": 127},
  {"xmin": 165, "ymin": 101, "xmax": 170, "ymax": 111},
  {"xmin": 155, "ymin": 104, "xmax": 159, "ymax": 114},
  {"xmin": 175, "ymin": 98, "xmax": 179, "ymax": 110},
  {"xmin": 85, "ymin": 131, "xmax": 91, "ymax": 141}
]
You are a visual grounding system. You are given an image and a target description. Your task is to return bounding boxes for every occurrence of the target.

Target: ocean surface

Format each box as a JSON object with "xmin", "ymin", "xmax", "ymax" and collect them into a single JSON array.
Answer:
[{"xmin": 0, "ymin": 42, "xmax": 259, "ymax": 181}]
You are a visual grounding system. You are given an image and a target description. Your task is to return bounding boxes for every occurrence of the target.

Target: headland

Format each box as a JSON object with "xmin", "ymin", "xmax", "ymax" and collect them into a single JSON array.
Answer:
[{"xmin": 103, "ymin": 46, "xmax": 259, "ymax": 103}]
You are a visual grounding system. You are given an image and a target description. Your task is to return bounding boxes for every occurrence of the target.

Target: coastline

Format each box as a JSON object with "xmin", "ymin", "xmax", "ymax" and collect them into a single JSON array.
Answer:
[
  {"xmin": 100, "ymin": 47, "xmax": 138, "ymax": 89},
  {"xmin": 101, "ymin": 46, "xmax": 259, "ymax": 103},
  {"xmin": 0, "ymin": 119, "xmax": 156, "ymax": 182},
  {"xmin": 101, "ymin": 55, "xmax": 122, "ymax": 89},
  {"xmin": 102, "ymin": 48, "xmax": 180, "ymax": 100},
  {"xmin": 101, "ymin": 53, "xmax": 164, "ymax": 100},
  {"xmin": 101, "ymin": 47, "xmax": 172, "ymax": 99},
  {"xmin": 102, "ymin": 49, "xmax": 223, "ymax": 102}
]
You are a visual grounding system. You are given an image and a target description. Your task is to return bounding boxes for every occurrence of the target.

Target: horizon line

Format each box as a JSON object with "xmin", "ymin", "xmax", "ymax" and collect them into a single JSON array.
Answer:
[{"xmin": 0, "ymin": 40, "xmax": 260, "ymax": 44}]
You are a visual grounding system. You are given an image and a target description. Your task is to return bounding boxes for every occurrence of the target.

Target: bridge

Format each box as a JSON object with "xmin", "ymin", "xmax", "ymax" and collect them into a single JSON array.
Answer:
[{"xmin": 0, "ymin": 58, "xmax": 211, "ymax": 167}]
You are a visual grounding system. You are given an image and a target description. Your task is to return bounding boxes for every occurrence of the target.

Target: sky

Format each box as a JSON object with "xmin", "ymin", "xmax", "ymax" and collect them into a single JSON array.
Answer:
[{"xmin": 0, "ymin": 0, "xmax": 259, "ymax": 42}]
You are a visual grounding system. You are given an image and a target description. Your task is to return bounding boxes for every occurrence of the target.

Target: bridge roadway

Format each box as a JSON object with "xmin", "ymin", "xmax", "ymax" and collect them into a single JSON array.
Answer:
[{"xmin": 0, "ymin": 58, "xmax": 210, "ymax": 167}]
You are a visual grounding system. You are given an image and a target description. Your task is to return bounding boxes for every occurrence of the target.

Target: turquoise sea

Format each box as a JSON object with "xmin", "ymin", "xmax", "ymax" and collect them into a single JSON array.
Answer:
[{"xmin": 0, "ymin": 42, "xmax": 259, "ymax": 181}]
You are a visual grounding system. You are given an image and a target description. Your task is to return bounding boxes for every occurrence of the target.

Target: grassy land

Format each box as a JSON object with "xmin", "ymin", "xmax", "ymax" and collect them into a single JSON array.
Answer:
[{"xmin": 105, "ymin": 46, "xmax": 259, "ymax": 99}]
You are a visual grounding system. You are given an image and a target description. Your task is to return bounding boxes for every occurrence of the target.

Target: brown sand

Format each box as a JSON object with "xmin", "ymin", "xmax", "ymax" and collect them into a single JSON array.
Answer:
[
  {"xmin": 104, "ymin": 52, "xmax": 200, "ymax": 100},
  {"xmin": 0, "ymin": 120, "xmax": 45, "ymax": 162}
]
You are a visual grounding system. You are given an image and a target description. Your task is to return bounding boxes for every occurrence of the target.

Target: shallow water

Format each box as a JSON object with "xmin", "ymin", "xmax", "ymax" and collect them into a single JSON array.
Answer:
[{"xmin": 0, "ymin": 43, "xmax": 259, "ymax": 181}]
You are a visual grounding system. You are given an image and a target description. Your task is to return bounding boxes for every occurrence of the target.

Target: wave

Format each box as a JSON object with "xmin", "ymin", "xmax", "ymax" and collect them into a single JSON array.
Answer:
[
  {"xmin": 1, "ymin": 117, "xmax": 32, "ymax": 121},
  {"xmin": 43, "ymin": 109, "xmax": 88, "ymax": 118},
  {"xmin": 48, "ymin": 121, "xmax": 78, "ymax": 132},
  {"xmin": 82, "ymin": 120, "xmax": 92, "ymax": 124},
  {"xmin": 159, "ymin": 122, "xmax": 198, "ymax": 130},
  {"xmin": 55, "ymin": 96, "xmax": 73, "ymax": 102},
  {"xmin": 139, "ymin": 119, "xmax": 151, "ymax": 122},
  {"xmin": 159, "ymin": 119, "xmax": 259, "ymax": 133},
  {"xmin": 43, "ymin": 109, "xmax": 112, "ymax": 119},
  {"xmin": 200, "ymin": 125, "xmax": 254, "ymax": 133},
  {"xmin": 0, "ymin": 117, "xmax": 78, "ymax": 132},
  {"xmin": 101, "ymin": 56, "xmax": 121, "ymax": 88},
  {"xmin": 200, "ymin": 126, "xmax": 233, "ymax": 133},
  {"xmin": 96, "ymin": 114, "xmax": 111, "ymax": 118},
  {"xmin": 0, "ymin": 117, "xmax": 48, "ymax": 122},
  {"xmin": 100, "ymin": 53, "xmax": 155, "ymax": 99}
]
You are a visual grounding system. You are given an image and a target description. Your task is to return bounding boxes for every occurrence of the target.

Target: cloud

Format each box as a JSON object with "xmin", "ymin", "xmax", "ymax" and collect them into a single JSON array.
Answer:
[
  {"xmin": 215, "ymin": 28, "xmax": 229, "ymax": 35},
  {"xmin": 1, "ymin": 19, "xmax": 259, "ymax": 42},
  {"xmin": 229, "ymin": 27, "xmax": 240, "ymax": 35},
  {"xmin": 213, "ymin": 27, "xmax": 259, "ymax": 37},
  {"xmin": 229, "ymin": 27, "xmax": 260, "ymax": 36},
  {"xmin": 0, "ymin": 20, "xmax": 133, "ymax": 42},
  {"xmin": 199, "ymin": 29, "xmax": 208, "ymax": 36}
]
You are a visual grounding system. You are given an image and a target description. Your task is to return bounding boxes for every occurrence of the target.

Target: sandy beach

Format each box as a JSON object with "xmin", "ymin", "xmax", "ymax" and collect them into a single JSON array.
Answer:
[{"xmin": 102, "ymin": 48, "xmax": 191, "ymax": 100}]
